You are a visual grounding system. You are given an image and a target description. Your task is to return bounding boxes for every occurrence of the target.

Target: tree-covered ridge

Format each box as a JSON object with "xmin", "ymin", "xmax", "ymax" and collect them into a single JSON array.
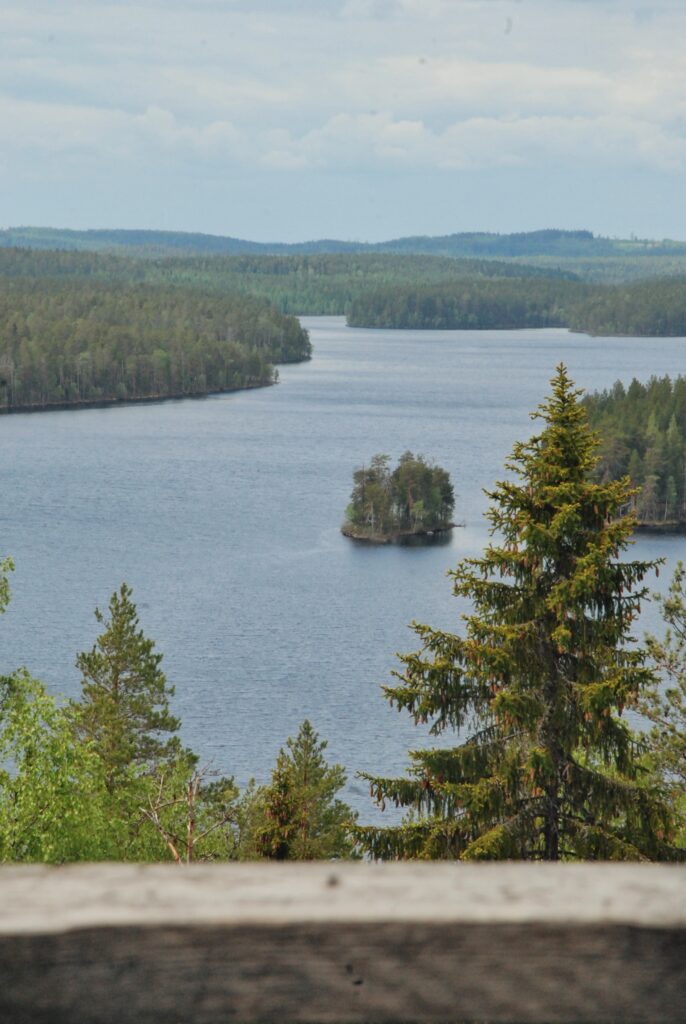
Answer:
[
  {"xmin": 4, "ymin": 225, "xmax": 686, "ymax": 262},
  {"xmin": 0, "ymin": 247, "xmax": 575, "ymax": 317},
  {"xmin": 0, "ymin": 278, "xmax": 310, "ymax": 410},
  {"xmin": 348, "ymin": 275, "xmax": 686, "ymax": 336},
  {"xmin": 3, "ymin": 247, "xmax": 686, "ymax": 333},
  {"xmin": 347, "ymin": 278, "xmax": 585, "ymax": 330},
  {"xmin": 5, "ymin": 225, "xmax": 686, "ymax": 281},
  {"xmin": 343, "ymin": 452, "xmax": 455, "ymax": 541},
  {"xmin": 584, "ymin": 375, "xmax": 686, "ymax": 527},
  {"xmin": 564, "ymin": 277, "xmax": 686, "ymax": 336}
]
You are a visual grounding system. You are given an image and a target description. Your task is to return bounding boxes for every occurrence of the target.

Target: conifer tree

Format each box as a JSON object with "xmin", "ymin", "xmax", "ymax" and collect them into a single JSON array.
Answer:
[
  {"xmin": 358, "ymin": 366, "xmax": 681, "ymax": 861},
  {"xmin": 252, "ymin": 720, "xmax": 357, "ymax": 860},
  {"xmin": 70, "ymin": 583, "xmax": 181, "ymax": 791}
]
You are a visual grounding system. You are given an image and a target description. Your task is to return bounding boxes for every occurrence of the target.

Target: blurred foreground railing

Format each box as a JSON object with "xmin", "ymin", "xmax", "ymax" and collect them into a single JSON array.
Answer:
[{"xmin": 1, "ymin": 862, "xmax": 685, "ymax": 1023}]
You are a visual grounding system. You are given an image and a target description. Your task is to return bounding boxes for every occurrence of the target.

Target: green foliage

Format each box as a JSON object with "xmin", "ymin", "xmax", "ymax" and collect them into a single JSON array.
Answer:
[
  {"xmin": 344, "ymin": 452, "xmax": 455, "ymax": 539},
  {"xmin": 0, "ymin": 265, "xmax": 310, "ymax": 410},
  {"xmin": 565, "ymin": 276, "xmax": 686, "ymax": 335},
  {"xmin": 357, "ymin": 366, "xmax": 681, "ymax": 862},
  {"xmin": 584, "ymin": 375, "xmax": 686, "ymax": 526},
  {"xmin": 138, "ymin": 762, "xmax": 242, "ymax": 863},
  {"xmin": 70, "ymin": 583, "xmax": 183, "ymax": 792},
  {"xmin": 641, "ymin": 563, "xmax": 686, "ymax": 811},
  {"xmin": 347, "ymin": 278, "xmax": 581, "ymax": 330},
  {"xmin": 246, "ymin": 720, "xmax": 357, "ymax": 860},
  {"xmin": 6, "ymin": 226, "xmax": 686, "ymax": 282},
  {"xmin": 347, "ymin": 275, "xmax": 686, "ymax": 336},
  {"xmin": 0, "ymin": 670, "xmax": 117, "ymax": 862},
  {"xmin": 1, "ymin": 571, "xmax": 356, "ymax": 864},
  {"xmin": 0, "ymin": 555, "xmax": 12, "ymax": 616}
]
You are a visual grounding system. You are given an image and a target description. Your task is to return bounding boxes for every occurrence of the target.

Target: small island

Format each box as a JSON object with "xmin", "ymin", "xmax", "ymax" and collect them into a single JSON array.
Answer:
[{"xmin": 342, "ymin": 452, "xmax": 456, "ymax": 543}]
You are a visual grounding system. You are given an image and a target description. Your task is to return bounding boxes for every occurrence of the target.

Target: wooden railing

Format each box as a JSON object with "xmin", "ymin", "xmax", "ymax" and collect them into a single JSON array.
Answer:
[{"xmin": 1, "ymin": 862, "xmax": 684, "ymax": 1023}]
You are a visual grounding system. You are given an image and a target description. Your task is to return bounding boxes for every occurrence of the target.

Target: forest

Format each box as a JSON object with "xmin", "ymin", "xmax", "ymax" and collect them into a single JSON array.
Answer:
[
  {"xmin": 0, "ymin": 275, "xmax": 310, "ymax": 410},
  {"xmin": 584, "ymin": 375, "xmax": 686, "ymax": 527},
  {"xmin": 347, "ymin": 276, "xmax": 686, "ymax": 336},
  {"xmin": 342, "ymin": 452, "xmax": 455, "ymax": 541},
  {"xmin": 2, "ymin": 246, "xmax": 686, "ymax": 352},
  {"xmin": 2, "ymin": 369, "xmax": 686, "ymax": 862},
  {"xmin": 5, "ymin": 227, "xmax": 686, "ymax": 282}
]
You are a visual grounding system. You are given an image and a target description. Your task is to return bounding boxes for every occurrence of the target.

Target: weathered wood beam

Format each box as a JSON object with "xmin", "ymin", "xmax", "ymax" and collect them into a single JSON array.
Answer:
[{"xmin": 1, "ymin": 862, "xmax": 685, "ymax": 1023}]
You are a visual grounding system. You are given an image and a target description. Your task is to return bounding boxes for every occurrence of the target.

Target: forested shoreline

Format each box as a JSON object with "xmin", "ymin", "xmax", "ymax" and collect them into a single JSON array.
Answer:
[
  {"xmin": 585, "ymin": 375, "xmax": 686, "ymax": 528},
  {"xmin": 2, "ymin": 242, "xmax": 686, "ymax": 417},
  {"xmin": 0, "ymin": 273, "xmax": 310, "ymax": 412},
  {"xmin": 347, "ymin": 276, "xmax": 686, "ymax": 336}
]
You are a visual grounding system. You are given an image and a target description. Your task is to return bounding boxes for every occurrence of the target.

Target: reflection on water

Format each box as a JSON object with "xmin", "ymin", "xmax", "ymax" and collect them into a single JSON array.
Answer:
[{"xmin": 1, "ymin": 316, "xmax": 685, "ymax": 820}]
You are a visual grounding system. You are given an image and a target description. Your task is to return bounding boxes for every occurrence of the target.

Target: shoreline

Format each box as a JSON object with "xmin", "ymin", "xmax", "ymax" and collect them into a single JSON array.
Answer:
[
  {"xmin": 0, "ymin": 380, "xmax": 274, "ymax": 416},
  {"xmin": 635, "ymin": 520, "xmax": 686, "ymax": 535},
  {"xmin": 341, "ymin": 522, "xmax": 460, "ymax": 545}
]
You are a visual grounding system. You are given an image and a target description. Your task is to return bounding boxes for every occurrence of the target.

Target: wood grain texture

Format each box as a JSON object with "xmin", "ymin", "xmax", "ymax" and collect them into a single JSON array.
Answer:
[{"xmin": 1, "ymin": 863, "xmax": 685, "ymax": 1023}]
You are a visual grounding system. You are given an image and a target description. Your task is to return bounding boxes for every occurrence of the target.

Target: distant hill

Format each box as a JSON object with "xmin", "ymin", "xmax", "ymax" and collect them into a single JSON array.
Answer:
[
  {"xmin": 3, "ymin": 227, "xmax": 686, "ymax": 281},
  {"xmin": 2, "ymin": 226, "xmax": 685, "ymax": 258}
]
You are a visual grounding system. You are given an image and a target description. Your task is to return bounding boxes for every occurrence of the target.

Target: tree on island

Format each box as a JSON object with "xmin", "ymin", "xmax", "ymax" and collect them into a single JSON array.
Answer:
[
  {"xmin": 343, "ymin": 451, "xmax": 455, "ymax": 540},
  {"xmin": 357, "ymin": 366, "xmax": 682, "ymax": 861}
]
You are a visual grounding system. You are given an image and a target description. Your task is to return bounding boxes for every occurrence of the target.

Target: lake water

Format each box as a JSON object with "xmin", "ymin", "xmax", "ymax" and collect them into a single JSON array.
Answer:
[{"xmin": 1, "ymin": 317, "xmax": 685, "ymax": 819}]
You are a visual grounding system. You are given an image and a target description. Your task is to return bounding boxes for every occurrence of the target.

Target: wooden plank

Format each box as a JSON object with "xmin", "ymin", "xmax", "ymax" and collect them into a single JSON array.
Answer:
[{"xmin": 0, "ymin": 863, "xmax": 684, "ymax": 1023}]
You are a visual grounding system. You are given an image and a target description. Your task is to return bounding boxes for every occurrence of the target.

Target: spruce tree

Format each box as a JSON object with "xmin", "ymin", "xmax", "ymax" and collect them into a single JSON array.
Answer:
[
  {"xmin": 252, "ymin": 720, "xmax": 357, "ymax": 860},
  {"xmin": 358, "ymin": 366, "xmax": 680, "ymax": 861},
  {"xmin": 71, "ymin": 583, "xmax": 181, "ymax": 791}
]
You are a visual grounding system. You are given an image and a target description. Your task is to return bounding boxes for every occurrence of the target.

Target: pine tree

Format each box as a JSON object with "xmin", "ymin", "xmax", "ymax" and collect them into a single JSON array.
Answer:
[
  {"xmin": 253, "ymin": 720, "xmax": 357, "ymax": 860},
  {"xmin": 357, "ymin": 366, "xmax": 681, "ymax": 861},
  {"xmin": 70, "ymin": 583, "xmax": 181, "ymax": 791}
]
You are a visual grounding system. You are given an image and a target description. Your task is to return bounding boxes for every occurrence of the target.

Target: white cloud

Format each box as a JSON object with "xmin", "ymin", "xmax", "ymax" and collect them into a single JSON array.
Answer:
[
  {"xmin": 1, "ymin": 0, "xmax": 686, "ymax": 233},
  {"xmin": 258, "ymin": 109, "xmax": 686, "ymax": 174}
]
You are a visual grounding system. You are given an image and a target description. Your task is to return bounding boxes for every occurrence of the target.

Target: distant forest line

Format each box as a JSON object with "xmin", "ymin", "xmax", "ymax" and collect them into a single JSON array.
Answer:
[
  {"xmin": 1, "ymin": 242, "xmax": 685, "ymax": 412},
  {"xmin": 347, "ymin": 276, "xmax": 686, "ymax": 336},
  {"xmin": 5, "ymin": 225, "xmax": 686, "ymax": 282}
]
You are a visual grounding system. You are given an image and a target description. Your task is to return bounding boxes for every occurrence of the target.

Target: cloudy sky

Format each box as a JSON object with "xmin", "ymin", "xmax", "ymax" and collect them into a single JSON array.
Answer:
[{"xmin": 2, "ymin": 0, "xmax": 686, "ymax": 240}]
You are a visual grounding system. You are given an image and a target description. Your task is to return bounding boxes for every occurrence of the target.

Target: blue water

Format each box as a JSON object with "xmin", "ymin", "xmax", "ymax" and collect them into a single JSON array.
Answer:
[{"xmin": 1, "ymin": 317, "xmax": 684, "ymax": 817}]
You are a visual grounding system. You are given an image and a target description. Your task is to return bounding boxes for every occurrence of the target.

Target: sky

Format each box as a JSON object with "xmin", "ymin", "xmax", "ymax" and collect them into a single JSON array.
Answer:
[{"xmin": 2, "ymin": 0, "xmax": 686, "ymax": 241}]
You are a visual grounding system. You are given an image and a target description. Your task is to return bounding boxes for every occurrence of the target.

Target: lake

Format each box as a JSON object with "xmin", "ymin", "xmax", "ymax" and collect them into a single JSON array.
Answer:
[{"xmin": 1, "ymin": 317, "xmax": 684, "ymax": 818}]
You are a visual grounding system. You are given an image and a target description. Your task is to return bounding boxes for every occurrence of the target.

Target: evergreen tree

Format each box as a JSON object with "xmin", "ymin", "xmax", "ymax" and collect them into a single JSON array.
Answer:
[
  {"xmin": 251, "ymin": 720, "xmax": 357, "ymax": 860},
  {"xmin": 70, "ymin": 583, "xmax": 181, "ymax": 791},
  {"xmin": 357, "ymin": 366, "xmax": 680, "ymax": 861}
]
